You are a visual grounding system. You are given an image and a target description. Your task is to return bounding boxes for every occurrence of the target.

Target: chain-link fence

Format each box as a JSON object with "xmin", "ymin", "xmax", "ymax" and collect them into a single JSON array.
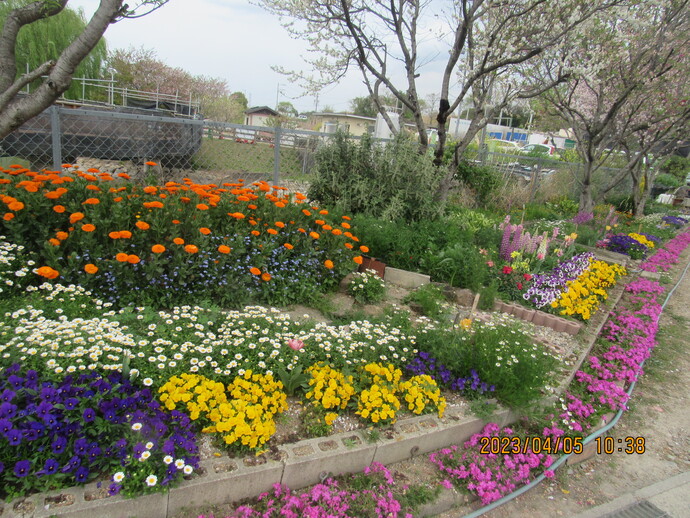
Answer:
[
  {"xmin": 1, "ymin": 103, "xmax": 631, "ymax": 204},
  {"xmin": 0, "ymin": 105, "xmax": 349, "ymax": 187}
]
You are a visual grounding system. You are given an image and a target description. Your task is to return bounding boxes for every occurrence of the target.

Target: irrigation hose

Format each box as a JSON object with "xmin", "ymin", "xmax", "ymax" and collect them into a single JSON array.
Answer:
[{"xmin": 459, "ymin": 257, "xmax": 690, "ymax": 518}]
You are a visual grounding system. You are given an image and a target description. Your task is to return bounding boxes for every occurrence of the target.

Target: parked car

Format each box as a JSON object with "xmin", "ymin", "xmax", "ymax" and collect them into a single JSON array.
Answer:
[
  {"xmin": 520, "ymin": 143, "xmax": 556, "ymax": 156},
  {"xmin": 487, "ymin": 139, "xmax": 521, "ymax": 153}
]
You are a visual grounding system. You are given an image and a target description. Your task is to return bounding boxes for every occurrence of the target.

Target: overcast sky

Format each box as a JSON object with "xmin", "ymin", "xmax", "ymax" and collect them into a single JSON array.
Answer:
[{"xmin": 68, "ymin": 0, "xmax": 449, "ymax": 114}]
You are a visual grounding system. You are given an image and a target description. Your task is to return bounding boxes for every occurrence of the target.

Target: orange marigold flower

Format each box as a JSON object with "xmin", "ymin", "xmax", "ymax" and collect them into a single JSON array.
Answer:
[
  {"xmin": 84, "ymin": 264, "xmax": 98, "ymax": 274},
  {"xmin": 274, "ymin": 202, "xmax": 286, "ymax": 208},
  {"xmin": 322, "ymin": 225, "xmax": 332, "ymax": 231},
  {"xmin": 109, "ymin": 231, "xmax": 121, "ymax": 239},
  {"xmin": 56, "ymin": 231, "xmax": 68, "ymax": 241},
  {"xmin": 251, "ymin": 230, "xmax": 260, "ymax": 236},
  {"xmin": 3, "ymin": 213, "xmax": 14, "ymax": 221},
  {"xmin": 36, "ymin": 266, "xmax": 59, "ymax": 279},
  {"xmin": 309, "ymin": 231, "xmax": 320, "ymax": 239},
  {"xmin": 324, "ymin": 260, "xmax": 334, "ymax": 269},
  {"xmin": 82, "ymin": 198, "xmax": 100, "ymax": 205},
  {"xmin": 218, "ymin": 245, "xmax": 231, "ymax": 254},
  {"xmin": 315, "ymin": 220, "xmax": 325, "ymax": 225},
  {"xmin": 267, "ymin": 228, "xmax": 278, "ymax": 235},
  {"xmin": 229, "ymin": 212, "xmax": 245, "ymax": 219},
  {"xmin": 275, "ymin": 221, "xmax": 285, "ymax": 228},
  {"xmin": 180, "ymin": 197, "xmax": 191, "ymax": 203},
  {"xmin": 135, "ymin": 221, "xmax": 150, "ymax": 230},
  {"xmin": 61, "ymin": 164, "xmax": 73, "ymax": 169},
  {"xmin": 342, "ymin": 222, "xmax": 351, "ymax": 229},
  {"xmin": 302, "ymin": 209, "xmax": 312, "ymax": 217},
  {"xmin": 0, "ymin": 179, "xmax": 10, "ymax": 184},
  {"xmin": 237, "ymin": 195, "xmax": 250, "ymax": 202},
  {"xmin": 143, "ymin": 186, "xmax": 157, "ymax": 194},
  {"xmin": 199, "ymin": 227, "xmax": 211, "ymax": 235},
  {"xmin": 81, "ymin": 223, "xmax": 96, "ymax": 232},
  {"xmin": 298, "ymin": 228, "xmax": 306, "ymax": 233},
  {"xmin": 127, "ymin": 254, "xmax": 140, "ymax": 264},
  {"xmin": 172, "ymin": 220, "xmax": 180, "ymax": 224},
  {"xmin": 145, "ymin": 161, "xmax": 158, "ymax": 166},
  {"xmin": 86, "ymin": 185, "xmax": 101, "ymax": 191},
  {"xmin": 184, "ymin": 244, "xmax": 199, "ymax": 253},
  {"xmin": 8, "ymin": 201, "xmax": 24, "ymax": 211},
  {"xmin": 119, "ymin": 230, "xmax": 132, "ymax": 239},
  {"xmin": 332, "ymin": 229, "xmax": 343, "ymax": 236},
  {"xmin": 53, "ymin": 205, "xmax": 66, "ymax": 213},
  {"xmin": 342, "ymin": 215, "xmax": 351, "ymax": 220},
  {"xmin": 261, "ymin": 272, "xmax": 272, "ymax": 282},
  {"xmin": 353, "ymin": 256, "xmax": 363, "ymax": 265},
  {"xmin": 115, "ymin": 253, "xmax": 128, "ymax": 262},
  {"xmin": 248, "ymin": 204, "xmax": 257, "ymax": 210},
  {"xmin": 283, "ymin": 243, "xmax": 294, "ymax": 250},
  {"xmin": 249, "ymin": 267, "xmax": 261, "ymax": 276},
  {"xmin": 143, "ymin": 201, "xmax": 164, "ymax": 209},
  {"xmin": 113, "ymin": 197, "xmax": 123, "ymax": 202},
  {"xmin": 87, "ymin": 168, "xmax": 99, "ymax": 173},
  {"xmin": 173, "ymin": 238, "xmax": 185, "ymax": 245},
  {"xmin": 151, "ymin": 244, "xmax": 166, "ymax": 254},
  {"xmin": 196, "ymin": 203, "xmax": 209, "ymax": 210},
  {"xmin": 360, "ymin": 245, "xmax": 370, "ymax": 253},
  {"xmin": 48, "ymin": 238, "xmax": 61, "ymax": 246},
  {"xmin": 344, "ymin": 243, "xmax": 354, "ymax": 249},
  {"xmin": 118, "ymin": 173, "xmax": 131, "ymax": 179}
]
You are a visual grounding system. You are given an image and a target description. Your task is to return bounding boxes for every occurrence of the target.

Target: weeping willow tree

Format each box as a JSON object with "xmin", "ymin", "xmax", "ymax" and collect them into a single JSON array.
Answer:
[{"xmin": 0, "ymin": 0, "xmax": 106, "ymax": 100}]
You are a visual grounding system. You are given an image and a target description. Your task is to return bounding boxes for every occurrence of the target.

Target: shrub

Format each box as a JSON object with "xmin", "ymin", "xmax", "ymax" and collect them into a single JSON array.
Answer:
[
  {"xmin": 658, "ymin": 155, "xmax": 690, "ymax": 180},
  {"xmin": 347, "ymin": 269, "xmax": 386, "ymax": 304},
  {"xmin": 308, "ymin": 132, "xmax": 444, "ymax": 222},
  {"xmin": 654, "ymin": 173, "xmax": 683, "ymax": 188},
  {"xmin": 454, "ymin": 159, "xmax": 501, "ymax": 204}
]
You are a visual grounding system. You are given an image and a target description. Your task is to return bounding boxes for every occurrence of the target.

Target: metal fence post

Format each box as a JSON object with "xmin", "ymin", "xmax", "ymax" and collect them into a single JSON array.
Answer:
[
  {"xmin": 529, "ymin": 159, "xmax": 542, "ymax": 202},
  {"xmin": 50, "ymin": 105, "xmax": 62, "ymax": 170},
  {"xmin": 273, "ymin": 126, "xmax": 281, "ymax": 185}
]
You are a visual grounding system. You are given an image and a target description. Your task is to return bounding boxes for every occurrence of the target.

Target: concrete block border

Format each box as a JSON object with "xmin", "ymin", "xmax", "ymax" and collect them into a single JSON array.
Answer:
[{"xmin": 1, "ymin": 409, "xmax": 516, "ymax": 518}]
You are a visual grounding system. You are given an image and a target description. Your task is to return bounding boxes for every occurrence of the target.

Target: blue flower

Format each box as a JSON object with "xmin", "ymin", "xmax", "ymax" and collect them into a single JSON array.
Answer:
[
  {"xmin": 7, "ymin": 429, "xmax": 22, "ymax": 446},
  {"xmin": 82, "ymin": 408, "xmax": 96, "ymax": 422},
  {"xmin": 13, "ymin": 460, "xmax": 31, "ymax": 478},
  {"xmin": 74, "ymin": 466, "xmax": 90, "ymax": 483}
]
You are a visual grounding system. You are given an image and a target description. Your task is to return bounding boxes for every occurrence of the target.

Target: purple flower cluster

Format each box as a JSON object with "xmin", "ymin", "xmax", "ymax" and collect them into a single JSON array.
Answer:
[
  {"xmin": 604, "ymin": 234, "xmax": 648, "ymax": 258},
  {"xmin": 661, "ymin": 215, "xmax": 688, "ymax": 226},
  {"xmin": 571, "ymin": 211, "xmax": 594, "ymax": 225},
  {"xmin": 230, "ymin": 462, "xmax": 413, "ymax": 517},
  {"xmin": 522, "ymin": 252, "xmax": 594, "ymax": 308},
  {"xmin": 406, "ymin": 352, "xmax": 494, "ymax": 397},
  {"xmin": 640, "ymin": 231, "xmax": 690, "ymax": 272},
  {"xmin": 0, "ymin": 365, "xmax": 198, "ymax": 500},
  {"xmin": 429, "ymin": 423, "xmax": 554, "ymax": 505}
]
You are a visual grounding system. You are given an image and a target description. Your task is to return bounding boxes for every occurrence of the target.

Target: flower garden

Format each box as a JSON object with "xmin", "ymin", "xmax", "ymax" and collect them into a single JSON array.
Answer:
[{"xmin": 1, "ymin": 162, "xmax": 689, "ymax": 517}]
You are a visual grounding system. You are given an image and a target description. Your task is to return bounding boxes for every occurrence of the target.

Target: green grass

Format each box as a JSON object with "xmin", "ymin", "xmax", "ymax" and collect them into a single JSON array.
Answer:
[{"xmin": 192, "ymin": 137, "xmax": 304, "ymax": 176}]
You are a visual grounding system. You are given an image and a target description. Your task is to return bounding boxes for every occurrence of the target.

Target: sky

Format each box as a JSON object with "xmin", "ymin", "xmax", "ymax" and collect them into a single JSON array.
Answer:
[{"xmin": 68, "ymin": 0, "xmax": 450, "ymax": 115}]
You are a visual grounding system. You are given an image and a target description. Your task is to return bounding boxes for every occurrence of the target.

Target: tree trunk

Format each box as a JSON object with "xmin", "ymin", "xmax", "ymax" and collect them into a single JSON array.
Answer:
[{"xmin": 578, "ymin": 161, "xmax": 596, "ymax": 213}]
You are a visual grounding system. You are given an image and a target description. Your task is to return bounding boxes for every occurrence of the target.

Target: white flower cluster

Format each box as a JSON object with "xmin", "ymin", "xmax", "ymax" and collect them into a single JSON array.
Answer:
[{"xmin": 0, "ymin": 238, "xmax": 32, "ymax": 293}]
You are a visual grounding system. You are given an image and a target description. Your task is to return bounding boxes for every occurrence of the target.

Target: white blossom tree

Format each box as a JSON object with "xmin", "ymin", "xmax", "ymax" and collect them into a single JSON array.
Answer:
[
  {"xmin": 256, "ymin": 0, "xmax": 625, "ymax": 200},
  {"xmin": 532, "ymin": 0, "xmax": 690, "ymax": 212},
  {"xmin": 0, "ymin": 0, "xmax": 168, "ymax": 139}
]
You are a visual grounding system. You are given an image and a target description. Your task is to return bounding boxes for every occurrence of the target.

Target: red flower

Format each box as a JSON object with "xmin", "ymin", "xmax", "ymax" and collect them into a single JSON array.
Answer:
[
  {"xmin": 523, "ymin": 273, "xmax": 533, "ymax": 281},
  {"xmin": 517, "ymin": 282, "xmax": 523, "ymax": 290},
  {"xmin": 502, "ymin": 266, "xmax": 513, "ymax": 274}
]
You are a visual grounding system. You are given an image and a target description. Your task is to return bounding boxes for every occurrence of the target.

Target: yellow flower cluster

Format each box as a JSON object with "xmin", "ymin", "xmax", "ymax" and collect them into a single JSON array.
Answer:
[
  {"xmin": 356, "ymin": 363, "xmax": 446, "ymax": 425},
  {"xmin": 305, "ymin": 363, "xmax": 356, "ymax": 410},
  {"xmin": 158, "ymin": 371, "xmax": 287, "ymax": 452},
  {"xmin": 628, "ymin": 233, "xmax": 655, "ymax": 249},
  {"xmin": 399, "ymin": 374, "xmax": 446, "ymax": 418},
  {"xmin": 551, "ymin": 259, "xmax": 626, "ymax": 320}
]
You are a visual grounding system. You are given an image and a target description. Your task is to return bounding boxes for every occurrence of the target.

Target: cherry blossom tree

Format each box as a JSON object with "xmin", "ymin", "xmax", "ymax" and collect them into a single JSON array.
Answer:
[
  {"xmin": 533, "ymin": 0, "xmax": 690, "ymax": 212},
  {"xmin": 256, "ymin": 0, "xmax": 624, "ymax": 201},
  {"xmin": 0, "ymin": 0, "xmax": 168, "ymax": 139}
]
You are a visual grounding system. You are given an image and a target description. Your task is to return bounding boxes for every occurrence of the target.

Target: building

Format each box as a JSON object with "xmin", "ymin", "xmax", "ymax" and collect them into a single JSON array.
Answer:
[
  {"xmin": 309, "ymin": 112, "xmax": 376, "ymax": 136},
  {"xmin": 244, "ymin": 106, "xmax": 279, "ymax": 127}
]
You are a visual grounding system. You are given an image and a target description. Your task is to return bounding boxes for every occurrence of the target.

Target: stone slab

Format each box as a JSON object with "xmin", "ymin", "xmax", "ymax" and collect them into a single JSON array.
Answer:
[{"xmin": 383, "ymin": 267, "xmax": 430, "ymax": 289}]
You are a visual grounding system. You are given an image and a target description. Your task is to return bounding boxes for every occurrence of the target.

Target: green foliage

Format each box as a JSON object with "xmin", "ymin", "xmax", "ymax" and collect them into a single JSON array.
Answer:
[
  {"xmin": 478, "ymin": 281, "xmax": 498, "ymax": 311},
  {"xmin": 546, "ymin": 196, "xmax": 579, "ymax": 217},
  {"xmin": 404, "ymin": 284, "xmax": 450, "ymax": 321},
  {"xmin": 422, "ymin": 243, "xmax": 488, "ymax": 291},
  {"xmin": 0, "ymin": 1, "xmax": 106, "ymax": 100},
  {"xmin": 574, "ymin": 225, "xmax": 603, "ymax": 247},
  {"xmin": 302, "ymin": 404, "xmax": 332, "ymax": 438},
  {"xmin": 347, "ymin": 270, "xmax": 386, "ymax": 304},
  {"xmin": 605, "ymin": 193, "xmax": 634, "ymax": 213},
  {"xmin": 654, "ymin": 173, "xmax": 683, "ymax": 188},
  {"xmin": 659, "ymin": 155, "xmax": 690, "ymax": 180},
  {"xmin": 275, "ymin": 365, "xmax": 309, "ymax": 396},
  {"xmin": 308, "ymin": 132, "xmax": 445, "ymax": 222},
  {"xmin": 416, "ymin": 321, "xmax": 558, "ymax": 409},
  {"xmin": 454, "ymin": 160, "xmax": 501, "ymax": 204}
]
